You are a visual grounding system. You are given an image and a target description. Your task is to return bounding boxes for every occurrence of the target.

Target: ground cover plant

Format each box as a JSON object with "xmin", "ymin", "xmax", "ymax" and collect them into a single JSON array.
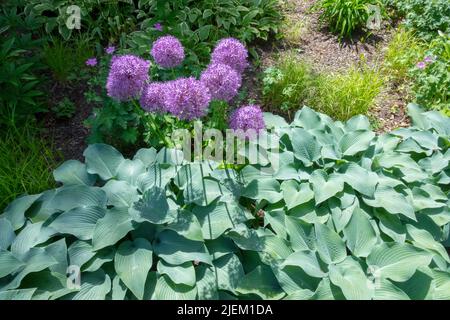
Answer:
[{"xmin": 0, "ymin": 105, "xmax": 449, "ymax": 300}]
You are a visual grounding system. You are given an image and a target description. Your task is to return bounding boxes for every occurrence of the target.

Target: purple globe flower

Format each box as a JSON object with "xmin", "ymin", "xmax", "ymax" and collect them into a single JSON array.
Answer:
[
  {"xmin": 211, "ymin": 38, "xmax": 249, "ymax": 74},
  {"xmin": 140, "ymin": 82, "xmax": 167, "ymax": 113},
  {"xmin": 200, "ymin": 63, "xmax": 242, "ymax": 102},
  {"xmin": 423, "ymin": 55, "xmax": 435, "ymax": 64},
  {"xmin": 416, "ymin": 61, "xmax": 426, "ymax": 70},
  {"xmin": 151, "ymin": 36, "xmax": 185, "ymax": 68},
  {"xmin": 106, "ymin": 54, "xmax": 151, "ymax": 101},
  {"xmin": 229, "ymin": 105, "xmax": 265, "ymax": 139},
  {"xmin": 85, "ymin": 57, "xmax": 97, "ymax": 67},
  {"xmin": 164, "ymin": 77, "xmax": 211, "ymax": 120},
  {"xmin": 154, "ymin": 23, "xmax": 163, "ymax": 31}
]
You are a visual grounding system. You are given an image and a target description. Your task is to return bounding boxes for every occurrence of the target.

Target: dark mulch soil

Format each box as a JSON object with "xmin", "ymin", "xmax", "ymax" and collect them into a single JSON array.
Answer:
[{"xmin": 40, "ymin": 81, "xmax": 92, "ymax": 162}]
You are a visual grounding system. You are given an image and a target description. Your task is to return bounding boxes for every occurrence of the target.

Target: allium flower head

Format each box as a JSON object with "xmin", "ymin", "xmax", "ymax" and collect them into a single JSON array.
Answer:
[
  {"xmin": 423, "ymin": 55, "xmax": 435, "ymax": 63},
  {"xmin": 416, "ymin": 61, "xmax": 426, "ymax": 69},
  {"xmin": 151, "ymin": 36, "xmax": 185, "ymax": 68},
  {"xmin": 106, "ymin": 54, "xmax": 151, "ymax": 101},
  {"xmin": 85, "ymin": 57, "xmax": 97, "ymax": 67},
  {"xmin": 200, "ymin": 63, "xmax": 242, "ymax": 102},
  {"xmin": 105, "ymin": 46, "xmax": 115, "ymax": 55},
  {"xmin": 164, "ymin": 77, "xmax": 211, "ymax": 120},
  {"xmin": 229, "ymin": 105, "xmax": 265, "ymax": 139},
  {"xmin": 211, "ymin": 38, "xmax": 249, "ymax": 74},
  {"xmin": 140, "ymin": 82, "xmax": 167, "ymax": 113}
]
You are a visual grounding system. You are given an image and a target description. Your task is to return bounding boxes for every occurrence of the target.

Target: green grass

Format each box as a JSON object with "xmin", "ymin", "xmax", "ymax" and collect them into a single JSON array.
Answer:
[
  {"xmin": 0, "ymin": 123, "xmax": 60, "ymax": 211},
  {"xmin": 262, "ymin": 53, "xmax": 383, "ymax": 121},
  {"xmin": 383, "ymin": 28, "xmax": 425, "ymax": 82}
]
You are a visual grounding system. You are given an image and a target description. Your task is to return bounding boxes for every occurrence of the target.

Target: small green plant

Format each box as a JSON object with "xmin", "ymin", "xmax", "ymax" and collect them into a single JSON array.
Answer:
[
  {"xmin": 312, "ymin": 65, "xmax": 383, "ymax": 121},
  {"xmin": 280, "ymin": 16, "xmax": 309, "ymax": 46},
  {"xmin": 0, "ymin": 122, "xmax": 60, "ymax": 210},
  {"xmin": 52, "ymin": 98, "xmax": 76, "ymax": 119},
  {"xmin": 313, "ymin": 0, "xmax": 384, "ymax": 39},
  {"xmin": 383, "ymin": 28, "xmax": 425, "ymax": 82},
  {"xmin": 262, "ymin": 53, "xmax": 317, "ymax": 117}
]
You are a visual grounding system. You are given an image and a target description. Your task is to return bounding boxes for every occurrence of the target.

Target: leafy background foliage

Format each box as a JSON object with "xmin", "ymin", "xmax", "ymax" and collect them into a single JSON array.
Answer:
[{"xmin": 1, "ymin": 105, "xmax": 449, "ymax": 300}]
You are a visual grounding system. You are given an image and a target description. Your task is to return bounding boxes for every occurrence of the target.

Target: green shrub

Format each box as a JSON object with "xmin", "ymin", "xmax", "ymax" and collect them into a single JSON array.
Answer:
[
  {"xmin": 52, "ymin": 98, "xmax": 76, "ymax": 119},
  {"xmin": 0, "ymin": 123, "xmax": 60, "ymax": 211},
  {"xmin": 313, "ymin": 0, "xmax": 384, "ymax": 39},
  {"xmin": 312, "ymin": 65, "xmax": 383, "ymax": 121},
  {"xmin": 383, "ymin": 28, "xmax": 425, "ymax": 82},
  {"xmin": 0, "ymin": 105, "xmax": 449, "ymax": 300}
]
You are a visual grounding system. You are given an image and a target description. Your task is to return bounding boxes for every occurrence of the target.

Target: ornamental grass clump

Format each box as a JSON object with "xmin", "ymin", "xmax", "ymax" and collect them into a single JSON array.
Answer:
[{"xmin": 106, "ymin": 54, "xmax": 151, "ymax": 101}]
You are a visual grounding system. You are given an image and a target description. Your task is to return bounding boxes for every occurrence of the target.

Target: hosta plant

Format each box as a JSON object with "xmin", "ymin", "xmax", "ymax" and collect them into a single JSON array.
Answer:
[{"xmin": 1, "ymin": 104, "xmax": 450, "ymax": 300}]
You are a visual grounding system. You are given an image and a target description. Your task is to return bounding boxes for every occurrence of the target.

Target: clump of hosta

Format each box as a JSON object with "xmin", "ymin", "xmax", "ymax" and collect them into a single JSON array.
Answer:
[{"xmin": 1, "ymin": 104, "xmax": 450, "ymax": 300}]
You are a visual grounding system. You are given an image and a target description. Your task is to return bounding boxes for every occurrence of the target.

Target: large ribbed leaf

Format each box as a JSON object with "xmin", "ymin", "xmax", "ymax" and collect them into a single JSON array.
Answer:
[
  {"xmin": 285, "ymin": 216, "xmax": 315, "ymax": 251},
  {"xmin": 83, "ymin": 144, "xmax": 125, "ymax": 180},
  {"xmin": 281, "ymin": 180, "xmax": 314, "ymax": 210},
  {"xmin": 50, "ymin": 206, "xmax": 106, "ymax": 240},
  {"xmin": 68, "ymin": 241, "xmax": 96, "ymax": 269},
  {"xmin": 53, "ymin": 160, "xmax": 96, "ymax": 186},
  {"xmin": 236, "ymin": 265, "xmax": 285, "ymax": 299},
  {"xmin": 315, "ymin": 223, "xmax": 347, "ymax": 265},
  {"xmin": 0, "ymin": 289, "xmax": 36, "ymax": 300},
  {"xmin": 290, "ymin": 128, "xmax": 321, "ymax": 166},
  {"xmin": 129, "ymin": 187, "xmax": 175, "ymax": 224},
  {"xmin": 339, "ymin": 130, "xmax": 375, "ymax": 156},
  {"xmin": 157, "ymin": 260, "xmax": 195, "ymax": 287},
  {"xmin": 366, "ymin": 243, "xmax": 433, "ymax": 282},
  {"xmin": 167, "ymin": 210, "xmax": 203, "ymax": 241},
  {"xmin": 116, "ymin": 159, "xmax": 146, "ymax": 185},
  {"xmin": 71, "ymin": 270, "xmax": 111, "ymax": 300},
  {"xmin": 46, "ymin": 185, "xmax": 107, "ymax": 213},
  {"xmin": 340, "ymin": 163, "xmax": 378, "ymax": 197},
  {"xmin": 11, "ymin": 222, "xmax": 57, "ymax": 258},
  {"xmin": 213, "ymin": 253, "xmax": 245, "ymax": 293},
  {"xmin": 0, "ymin": 218, "xmax": 15, "ymax": 250},
  {"xmin": 310, "ymin": 170, "xmax": 344, "ymax": 205},
  {"xmin": 102, "ymin": 180, "xmax": 139, "ymax": 208},
  {"xmin": 154, "ymin": 275, "xmax": 197, "ymax": 300},
  {"xmin": 153, "ymin": 230, "xmax": 212, "ymax": 265},
  {"xmin": 1, "ymin": 194, "xmax": 42, "ymax": 230},
  {"xmin": 92, "ymin": 207, "xmax": 134, "ymax": 251},
  {"xmin": 242, "ymin": 179, "xmax": 282, "ymax": 203},
  {"xmin": 282, "ymin": 251, "xmax": 327, "ymax": 278},
  {"xmin": 0, "ymin": 250, "xmax": 24, "ymax": 278},
  {"xmin": 343, "ymin": 208, "xmax": 378, "ymax": 258},
  {"xmin": 115, "ymin": 238, "xmax": 153, "ymax": 300},
  {"xmin": 195, "ymin": 265, "xmax": 219, "ymax": 300}
]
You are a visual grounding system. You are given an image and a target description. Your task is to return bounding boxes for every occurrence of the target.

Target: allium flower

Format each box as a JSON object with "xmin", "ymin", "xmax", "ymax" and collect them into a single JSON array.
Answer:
[
  {"xmin": 229, "ymin": 105, "xmax": 265, "ymax": 139},
  {"xmin": 416, "ymin": 61, "xmax": 426, "ymax": 69},
  {"xmin": 151, "ymin": 36, "xmax": 185, "ymax": 68},
  {"xmin": 106, "ymin": 54, "xmax": 151, "ymax": 101},
  {"xmin": 164, "ymin": 77, "xmax": 211, "ymax": 120},
  {"xmin": 140, "ymin": 82, "xmax": 166, "ymax": 113},
  {"xmin": 200, "ymin": 63, "xmax": 242, "ymax": 102},
  {"xmin": 154, "ymin": 23, "xmax": 163, "ymax": 31},
  {"xmin": 105, "ymin": 46, "xmax": 115, "ymax": 55},
  {"xmin": 85, "ymin": 57, "xmax": 97, "ymax": 67},
  {"xmin": 424, "ymin": 55, "xmax": 435, "ymax": 63},
  {"xmin": 211, "ymin": 38, "xmax": 249, "ymax": 74}
]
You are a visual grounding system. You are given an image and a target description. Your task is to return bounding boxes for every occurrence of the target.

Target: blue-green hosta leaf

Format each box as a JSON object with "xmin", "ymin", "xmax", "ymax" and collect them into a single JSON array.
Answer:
[
  {"xmin": 46, "ymin": 185, "xmax": 107, "ymax": 213},
  {"xmin": 310, "ymin": 277, "xmax": 345, "ymax": 300},
  {"xmin": 156, "ymin": 148, "xmax": 184, "ymax": 165},
  {"xmin": 432, "ymin": 270, "xmax": 450, "ymax": 300},
  {"xmin": 0, "ymin": 218, "xmax": 15, "ymax": 250},
  {"xmin": 83, "ymin": 247, "xmax": 114, "ymax": 272},
  {"xmin": 340, "ymin": 163, "xmax": 378, "ymax": 197},
  {"xmin": 153, "ymin": 230, "xmax": 212, "ymax": 265},
  {"xmin": 283, "ymin": 289, "xmax": 315, "ymax": 300},
  {"xmin": 72, "ymin": 270, "xmax": 111, "ymax": 300},
  {"xmin": 293, "ymin": 106, "xmax": 323, "ymax": 130},
  {"xmin": 373, "ymin": 278, "xmax": 410, "ymax": 300},
  {"xmin": 44, "ymin": 239, "xmax": 68, "ymax": 276},
  {"xmin": 157, "ymin": 260, "xmax": 196, "ymax": 287},
  {"xmin": 83, "ymin": 144, "xmax": 125, "ymax": 180},
  {"xmin": 50, "ymin": 206, "xmax": 106, "ymax": 241},
  {"xmin": 406, "ymin": 225, "xmax": 450, "ymax": 263},
  {"xmin": 1, "ymin": 247, "xmax": 57, "ymax": 291},
  {"xmin": 116, "ymin": 159, "xmax": 146, "ymax": 185},
  {"xmin": 281, "ymin": 180, "xmax": 314, "ymax": 210},
  {"xmin": 315, "ymin": 223, "xmax": 347, "ymax": 265},
  {"xmin": 129, "ymin": 187, "xmax": 176, "ymax": 225},
  {"xmin": 213, "ymin": 253, "xmax": 244, "ymax": 293},
  {"xmin": 137, "ymin": 164, "xmax": 178, "ymax": 192},
  {"xmin": 167, "ymin": 210, "xmax": 203, "ymax": 241},
  {"xmin": 290, "ymin": 128, "xmax": 321, "ymax": 166},
  {"xmin": 133, "ymin": 147, "xmax": 157, "ymax": 167},
  {"xmin": 343, "ymin": 208, "xmax": 378, "ymax": 258},
  {"xmin": 411, "ymin": 187, "xmax": 447, "ymax": 211},
  {"xmin": 264, "ymin": 112, "xmax": 289, "ymax": 129},
  {"xmin": 0, "ymin": 250, "xmax": 25, "ymax": 278},
  {"xmin": 363, "ymin": 185, "xmax": 416, "ymax": 221},
  {"xmin": 345, "ymin": 115, "xmax": 371, "ymax": 131},
  {"xmin": 1, "ymin": 194, "xmax": 42, "ymax": 230},
  {"xmin": 193, "ymin": 201, "xmax": 248, "ymax": 240},
  {"xmin": 330, "ymin": 197, "xmax": 358, "ymax": 232},
  {"xmin": 242, "ymin": 178, "xmax": 282, "ymax": 203},
  {"xmin": 68, "ymin": 241, "xmax": 95, "ymax": 269},
  {"xmin": 285, "ymin": 216, "xmax": 315, "ymax": 251},
  {"xmin": 174, "ymin": 163, "xmax": 213, "ymax": 189},
  {"xmin": 92, "ymin": 207, "xmax": 134, "ymax": 251},
  {"xmin": 0, "ymin": 288, "xmax": 36, "ymax": 300},
  {"xmin": 206, "ymin": 237, "xmax": 239, "ymax": 261},
  {"xmin": 265, "ymin": 208, "xmax": 287, "ymax": 239},
  {"xmin": 11, "ymin": 222, "xmax": 57, "ymax": 258},
  {"xmin": 236, "ymin": 265, "xmax": 285, "ymax": 299},
  {"xmin": 226, "ymin": 224, "xmax": 265, "ymax": 251},
  {"xmin": 111, "ymin": 275, "xmax": 128, "ymax": 300},
  {"xmin": 272, "ymin": 262, "xmax": 321, "ymax": 294},
  {"xmin": 282, "ymin": 251, "xmax": 327, "ymax": 278},
  {"xmin": 102, "ymin": 180, "xmax": 139, "ymax": 208},
  {"xmin": 53, "ymin": 160, "xmax": 96, "ymax": 186},
  {"xmin": 329, "ymin": 257, "xmax": 374, "ymax": 300},
  {"xmin": 261, "ymin": 235, "xmax": 293, "ymax": 263},
  {"xmin": 184, "ymin": 178, "xmax": 231, "ymax": 206},
  {"xmin": 154, "ymin": 275, "xmax": 197, "ymax": 300},
  {"xmin": 339, "ymin": 130, "xmax": 375, "ymax": 156},
  {"xmin": 195, "ymin": 265, "xmax": 219, "ymax": 300},
  {"xmin": 115, "ymin": 238, "xmax": 153, "ymax": 300},
  {"xmin": 310, "ymin": 170, "xmax": 344, "ymax": 205},
  {"xmin": 394, "ymin": 268, "xmax": 434, "ymax": 300},
  {"xmin": 366, "ymin": 243, "xmax": 433, "ymax": 282}
]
